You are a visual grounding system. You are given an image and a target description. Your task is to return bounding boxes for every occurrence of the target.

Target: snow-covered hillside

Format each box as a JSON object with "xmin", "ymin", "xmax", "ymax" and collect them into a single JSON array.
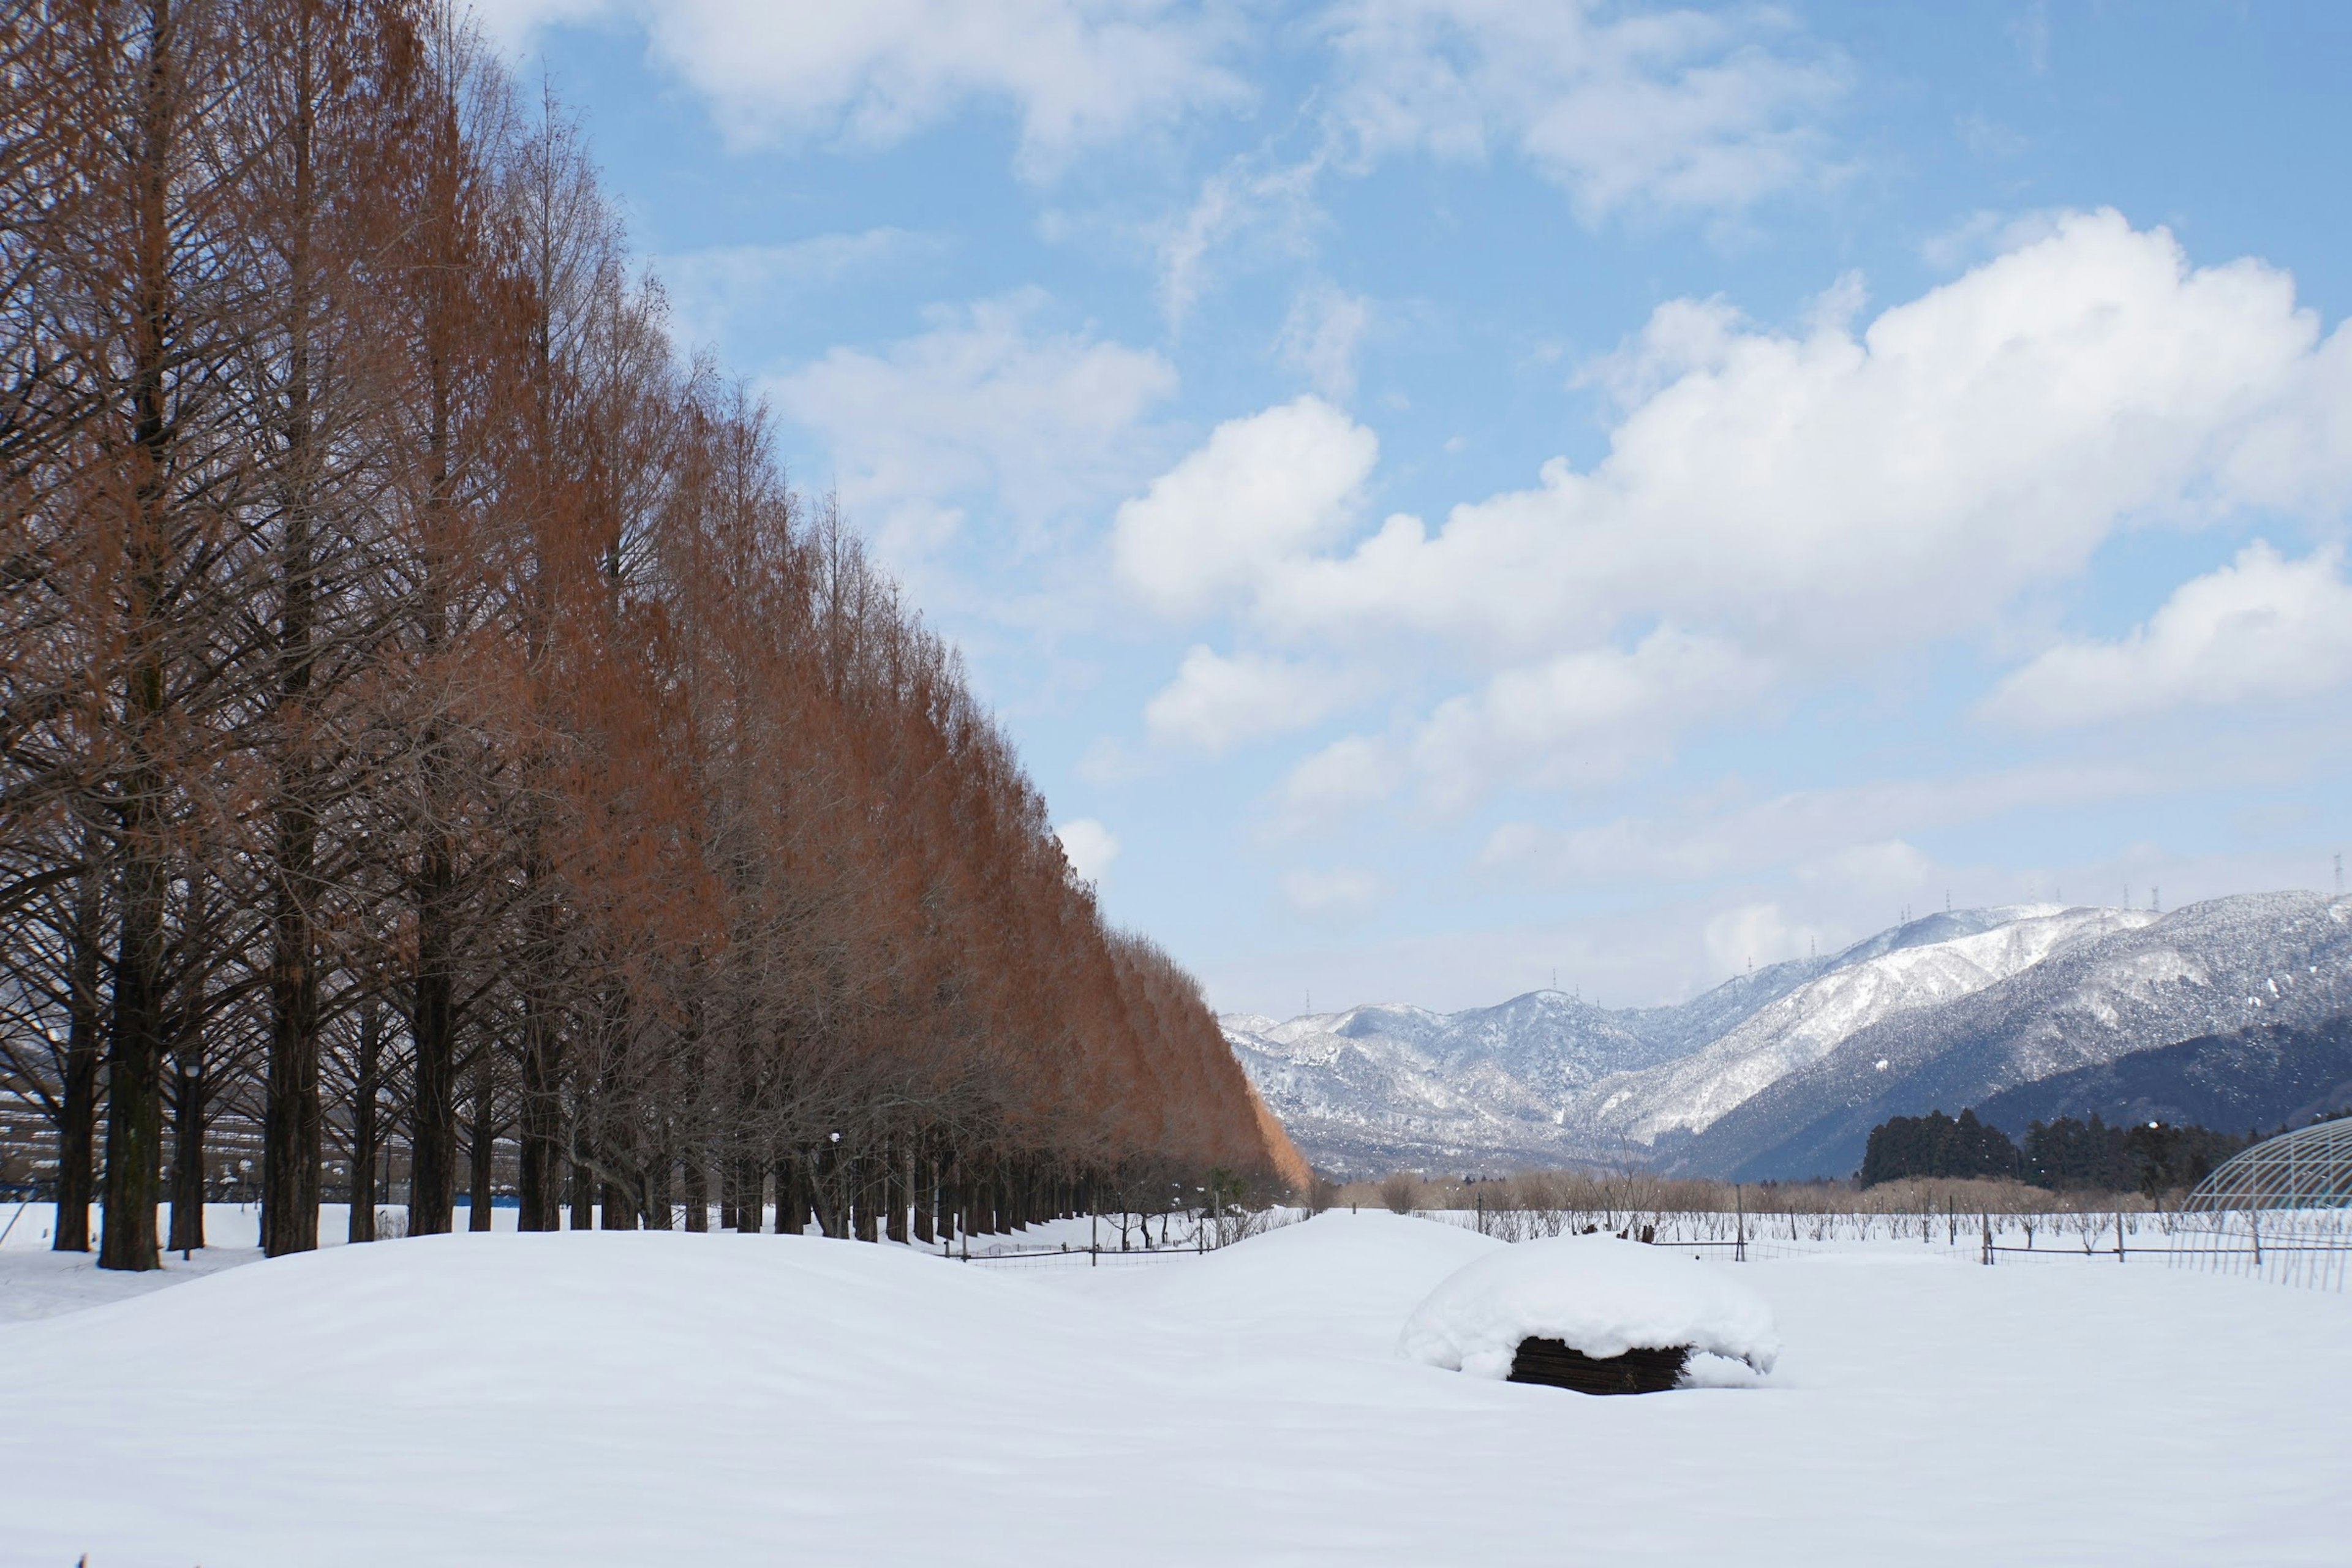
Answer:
[
  {"xmin": 1681, "ymin": 891, "xmax": 2352, "ymax": 1179},
  {"xmin": 1222, "ymin": 991, "xmax": 1665, "ymax": 1172},
  {"xmin": 1586, "ymin": 905, "xmax": 2155, "ymax": 1146},
  {"xmin": 1226, "ymin": 893, "xmax": 2352, "ymax": 1177}
]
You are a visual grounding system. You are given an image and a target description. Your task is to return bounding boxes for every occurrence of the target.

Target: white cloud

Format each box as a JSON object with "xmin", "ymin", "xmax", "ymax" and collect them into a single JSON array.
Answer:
[
  {"xmin": 1255, "ymin": 213, "xmax": 2334, "ymax": 662},
  {"xmin": 657, "ymin": 228, "xmax": 935, "ymax": 351},
  {"xmin": 1986, "ymin": 543, "xmax": 2352, "ymax": 728},
  {"xmin": 1321, "ymin": 0, "xmax": 1847, "ymax": 219},
  {"xmin": 768, "ymin": 292, "xmax": 1176, "ymax": 564},
  {"xmin": 1704, "ymin": 902, "xmax": 1828, "ymax": 977},
  {"xmin": 1281, "ymin": 865, "xmax": 1384, "ymax": 920},
  {"xmin": 485, "ymin": 0, "xmax": 1248, "ymax": 175},
  {"xmin": 2217, "ymin": 322, "xmax": 2352, "ymax": 516},
  {"xmin": 1158, "ymin": 151, "xmax": 1328, "ymax": 330},
  {"xmin": 1956, "ymin": 113, "xmax": 2028, "ymax": 161},
  {"xmin": 1480, "ymin": 764, "xmax": 2152, "ymax": 886},
  {"xmin": 1795, "ymin": 840, "xmax": 1937, "ymax": 894},
  {"xmin": 1410, "ymin": 626, "xmax": 1773, "ymax": 807},
  {"xmin": 1144, "ymin": 647, "xmax": 1362, "ymax": 754},
  {"xmin": 1125, "ymin": 211, "xmax": 2352, "ymax": 810},
  {"xmin": 1276, "ymin": 282, "xmax": 1373, "ymax": 399},
  {"xmin": 1279, "ymin": 734, "xmax": 1402, "ymax": 818},
  {"xmin": 466, "ymin": 0, "xmax": 616, "ymax": 51},
  {"xmin": 1054, "ymin": 818, "xmax": 1120, "ymax": 885},
  {"xmin": 1575, "ymin": 294, "xmax": 1744, "ymax": 409},
  {"xmin": 1112, "ymin": 396, "xmax": 1376, "ymax": 619}
]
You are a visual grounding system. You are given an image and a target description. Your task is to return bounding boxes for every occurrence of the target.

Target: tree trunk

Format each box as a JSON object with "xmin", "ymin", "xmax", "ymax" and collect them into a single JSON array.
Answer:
[
  {"xmin": 682, "ymin": 1152, "xmax": 707, "ymax": 1232},
  {"xmin": 97, "ymin": 0, "xmax": 183, "ymax": 1276},
  {"xmin": 911, "ymin": 1143, "xmax": 935, "ymax": 1246},
  {"xmin": 853, "ymin": 1150, "xmax": 878, "ymax": 1243},
  {"xmin": 813, "ymin": 1144, "xmax": 844, "ymax": 1239},
  {"xmin": 260, "ymin": 126, "xmax": 323, "ymax": 1259},
  {"xmin": 735, "ymin": 1156, "xmax": 763, "ymax": 1234},
  {"xmin": 99, "ymin": 846, "xmax": 165, "ymax": 1273},
  {"xmin": 347, "ymin": 998, "xmax": 380, "ymax": 1243},
  {"xmin": 51, "ymin": 843, "xmax": 104, "ymax": 1253},
  {"xmin": 884, "ymin": 1139, "xmax": 908, "ymax": 1243},
  {"xmin": 570, "ymin": 1149, "xmax": 594, "ymax": 1229},
  {"xmin": 643, "ymin": 1150, "xmax": 672, "ymax": 1230},
  {"xmin": 776, "ymin": 1154, "xmax": 804, "ymax": 1238},
  {"xmin": 516, "ymin": 988, "xmax": 562, "ymax": 1231},
  {"xmin": 166, "ymin": 1053, "xmax": 205, "ymax": 1251},
  {"xmin": 600, "ymin": 1170, "xmax": 635, "ymax": 1229},
  {"xmin": 407, "ymin": 854, "xmax": 457, "ymax": 1234},
  {"xmin": 467, "ymin": 1050, "xmax": 495, "ymax": 1231}
]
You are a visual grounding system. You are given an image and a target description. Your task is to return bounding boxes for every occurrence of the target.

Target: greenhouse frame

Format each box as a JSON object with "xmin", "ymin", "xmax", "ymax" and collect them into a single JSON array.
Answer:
[{"xmin": 2182, "ymin": 1117, "xmax": 2352, "ymax": 1212}]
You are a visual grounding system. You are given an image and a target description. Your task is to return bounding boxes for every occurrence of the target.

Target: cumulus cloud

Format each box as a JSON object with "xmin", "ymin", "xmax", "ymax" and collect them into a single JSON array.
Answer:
[
  {"xmin": 1144, "ymin": 647, "xmax": 1363, "ymax": 754},
  {"xmin": 1986, "ymin": 543, "xmax": 2352, "ymax": 728},
  {"xmin": 1123, "ymin": 211, "xmax": 2352, "ymax": 808},
  {"xmin": 1112, "ymin": 396, "xmax": 1376, "ymax": 619},
  {"xmin": 481, "ymin": 0, "xmax": 1247, "ymax": 174},
  {"xmin": 1053, "ymin": 818, "xmax": 1120, "ymax": 885},
  {"xmin": 768, "ymin": 292, "xmax": 1175, "ymax": 563},
  {"xmin": 1322, "ymin": 0, "xmax": 1847, "ymax": 219},
  {"xmin": 1254, "ymin": 212, "xmax": 2334, "ymax": 660}
]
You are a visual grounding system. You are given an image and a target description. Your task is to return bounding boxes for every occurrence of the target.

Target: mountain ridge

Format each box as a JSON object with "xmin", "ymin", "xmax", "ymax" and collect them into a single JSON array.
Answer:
[{"xmin": 1223, "ymin": 891, "xmax": 2352, "ymax": 1178}]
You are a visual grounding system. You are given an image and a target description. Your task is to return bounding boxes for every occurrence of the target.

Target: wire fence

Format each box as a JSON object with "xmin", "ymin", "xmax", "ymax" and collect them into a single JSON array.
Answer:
[
  {"xmin": 2162, "ymin": 1207, "xmax": 2352, "ymax": 1292},
  {"xmin": 1405, "ymin": 1200, "xmax": 2352, "ymax": 1292},
  {"xmin": 954, "ymin": 1207, "xmax": 1306, "ymax": 1267}
]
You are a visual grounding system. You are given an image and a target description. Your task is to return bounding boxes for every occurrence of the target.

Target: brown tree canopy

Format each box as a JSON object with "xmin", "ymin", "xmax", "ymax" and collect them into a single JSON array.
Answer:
[{"xmin": 0, "ymin": 0, "xmax": 1304, "ymax": 1269}]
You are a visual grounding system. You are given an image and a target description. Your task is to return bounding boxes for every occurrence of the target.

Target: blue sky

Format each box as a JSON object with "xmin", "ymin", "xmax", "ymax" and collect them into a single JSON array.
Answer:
[{"xmin": 475, "ymin": 1, "xmax": 2352, "ymax": 1014}]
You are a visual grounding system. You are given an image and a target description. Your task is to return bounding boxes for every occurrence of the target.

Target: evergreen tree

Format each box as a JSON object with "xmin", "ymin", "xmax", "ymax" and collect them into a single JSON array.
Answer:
[{"xmin": 1860, "ymin": 1108, "xmax": 2021, "ymax": 1185}]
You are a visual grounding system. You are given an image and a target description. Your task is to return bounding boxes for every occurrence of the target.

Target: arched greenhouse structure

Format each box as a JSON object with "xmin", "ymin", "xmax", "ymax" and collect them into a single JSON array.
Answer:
[{"xmin": 2182, "ymin": 1118, "xmax": 2352, "ymax": 1212}]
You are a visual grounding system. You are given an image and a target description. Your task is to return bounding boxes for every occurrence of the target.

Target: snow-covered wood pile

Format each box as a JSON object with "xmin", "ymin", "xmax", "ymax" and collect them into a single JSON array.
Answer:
[{"xmin": 1398, "ymin": 1235, "xmax": 1779, "ymax": 1391}]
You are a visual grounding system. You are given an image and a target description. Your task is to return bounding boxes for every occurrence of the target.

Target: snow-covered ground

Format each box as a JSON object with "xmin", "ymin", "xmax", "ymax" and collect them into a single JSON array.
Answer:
[{"xmin": 4, "ymin": 1209, "xmax": 2347, "ymax": 1566}]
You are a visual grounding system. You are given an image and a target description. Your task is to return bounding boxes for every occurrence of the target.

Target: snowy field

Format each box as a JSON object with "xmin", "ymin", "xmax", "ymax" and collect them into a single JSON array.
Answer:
[{"xmin": 4, "ymin": 1209, "xmax": 2348, "ymax": 1566}]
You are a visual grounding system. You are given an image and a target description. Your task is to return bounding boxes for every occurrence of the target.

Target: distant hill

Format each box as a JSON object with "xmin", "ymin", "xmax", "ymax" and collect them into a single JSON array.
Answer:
[
  {"xmin": 1224, "ymin": 892, "xmax": 2352, "ymax": 1178},
  {"xmin": 1973, "ymin": 1015, "xmax": 2352, "ymax": 1138}
]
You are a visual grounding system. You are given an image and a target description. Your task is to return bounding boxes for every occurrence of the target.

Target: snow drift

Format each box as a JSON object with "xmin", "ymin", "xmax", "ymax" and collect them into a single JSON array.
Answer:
[
  {"xmin": 1399, "ymin": 1235, "xmax": 1779, "ymax": 1379},
  {"xmin": 7, "ymin": 1213, "xmax": 2352, "ymax": 1565}
]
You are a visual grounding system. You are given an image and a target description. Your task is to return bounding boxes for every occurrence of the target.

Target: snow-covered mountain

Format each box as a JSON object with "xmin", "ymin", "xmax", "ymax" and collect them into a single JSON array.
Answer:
[
  {"xmin": 1223, "ymin": 892, "xmax": 2352, "ymax": 1178},
  {"xmin": 1221, "ymin": 993, "xmax": 1668, "ymax": 1174}
]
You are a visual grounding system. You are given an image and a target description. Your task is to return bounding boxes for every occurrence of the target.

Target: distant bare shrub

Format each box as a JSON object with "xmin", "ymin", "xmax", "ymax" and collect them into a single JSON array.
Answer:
[
  {"xmin": 1306, "ymin": 1171, "xmax": 1341, "ymax": 1215},
  {"xmin": 1378, "ymin": 1172, "xmax": 1420, "ymax": 1214}
]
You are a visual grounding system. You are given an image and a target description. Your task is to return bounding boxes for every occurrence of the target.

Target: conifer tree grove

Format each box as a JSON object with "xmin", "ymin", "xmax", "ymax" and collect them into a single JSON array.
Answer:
[{"xmin": 0, "ymin": 0, "xmax": 1306, "ymax": 1268}]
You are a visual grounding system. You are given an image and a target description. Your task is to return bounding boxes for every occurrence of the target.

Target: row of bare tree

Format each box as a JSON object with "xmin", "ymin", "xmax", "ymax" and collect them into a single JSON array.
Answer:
[{"xmin": 0, "ymin": 0, "xmax": 1303, "ymax": 1270}]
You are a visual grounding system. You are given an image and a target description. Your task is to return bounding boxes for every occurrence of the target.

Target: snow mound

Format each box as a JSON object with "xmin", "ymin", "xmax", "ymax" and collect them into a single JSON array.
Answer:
[{"xmin": 1398, "ymin": 1236, "xmax": 1779, "ymax": 1379}]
